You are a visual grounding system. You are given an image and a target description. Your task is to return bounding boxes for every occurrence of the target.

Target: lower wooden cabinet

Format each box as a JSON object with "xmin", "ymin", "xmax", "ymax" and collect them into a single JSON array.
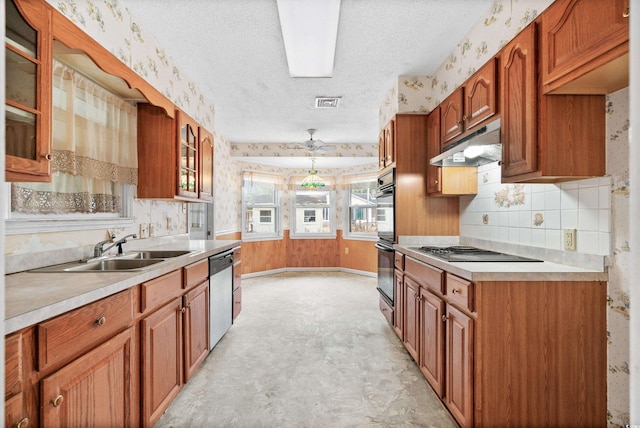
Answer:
[
  {"xmin": 184, "ymin": 281, "xmax": 210, "ymax": 382},
  {"xmin": 393, "ymin": 269, "xmax": 404, "ymax": 339},
  {"xmin": 141, "ymin": 296, "xmax": 184, "ymax": 428},
  {"xmin": 403, "ymin": 277, "xmax": 420, "ymax": 361},
  {"xmin": 444, "ymin": 304, "xmax": 473, "ymax": 427},
  {"xmin": 419, "ymin": 288, "xmax": 445, "ymax": 398},
  {"xmin": 396, "ymin": 252, "xmax": 606, "ymax": 427},
  {"xmin": 40, "ymin": 327, "xmax": 135, "ymax": 427},
  {"xmin": 233, "ymin": 247, "xmax": 242, "ymax": 321}
]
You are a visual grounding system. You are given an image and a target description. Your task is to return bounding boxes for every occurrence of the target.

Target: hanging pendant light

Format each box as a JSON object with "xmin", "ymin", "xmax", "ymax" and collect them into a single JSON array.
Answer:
[{"xmin": 301, "ymin": 158, "xmax": 325, "ymax": 189}]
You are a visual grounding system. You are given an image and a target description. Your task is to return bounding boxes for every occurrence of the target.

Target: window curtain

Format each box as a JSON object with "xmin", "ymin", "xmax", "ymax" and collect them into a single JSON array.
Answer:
[
  {"xmin": 11, "ymin": 60, "xmax": 138, "ymax": 214},
  {"xmin": 242, "ymin": 170, "xmax": 285, "ymax": 190}
]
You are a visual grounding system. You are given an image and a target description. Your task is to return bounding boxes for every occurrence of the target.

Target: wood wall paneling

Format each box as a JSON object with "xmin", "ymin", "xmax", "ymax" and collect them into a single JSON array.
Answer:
[{"xmin": 216, "ymin": 232, "xmax": 242, "ymax": 240}]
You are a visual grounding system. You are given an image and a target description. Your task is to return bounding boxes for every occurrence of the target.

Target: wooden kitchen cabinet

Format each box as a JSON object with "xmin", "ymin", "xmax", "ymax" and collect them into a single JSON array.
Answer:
[
  {"xmin": 500, "ymin": 23, "xmax": 539, "ymax": 179},
  {"xmin": 444, "ymin": 303, "xmax": 474, "ymax": 427},
  {"xmin": 393, "ymin": 269, "xmax": 404, "ymax": 339},
  {"xmin": 440, "ymin": 89, "xmax": 464, "ymax": 146},
  {"xmin": 395, "ymin": 251, "xmax": 606, "ymax": 427},
  {"xmin": 5, "ymin": 328, "xmax": 38, "ymax": 428},
  {"xmin": 500, "ymin": 22, "xmax": 606, "ymax": 183},
  {"xmin": 233, "ymin": 247, "xmax": 243, "ymax": 321},
  {"xmin": 141, "ymin": 296, "xmax": 184, "ymax": 428},
  {"xmin": 183, "ymin": 281, "xmax": 210, "ymax": 382},
  {"xmin": 5, "ymin": 0, "xmax": 53, "ymax": 182},
  {"xmin": 378, "ymin": 119, "xmax": 395, "ymax": 170},
  {"xmin": 419, "ymin": 287, "xmax": 445, "ymax": 399},
  {"xmin": 541, "ymin": 0, "xmax": 630, "ymax": 94},
  {"xmin": 426, "ymin": 108, "xmax": 477, "ymax": 197},
  {"xmin": 393, "ymin": 114, "xmax": 460, "ymax": 239},
  {"xmin": 199, "ymin": 127, "xmax": 214, "ymax": 201},
  {"xmin": 440, "ymin": 59, "xmax": 498, "ymax": 149},
  {"xmin": 137, "ymin": 104, "xmax": 213, "ymax": 202},
  {"xmin": 402, "ymin": 276, "xmax": 420, "ymax": 362},
  {"xmin": 40, "ymin": 327, "xmax": 135, "ymax": 428}
]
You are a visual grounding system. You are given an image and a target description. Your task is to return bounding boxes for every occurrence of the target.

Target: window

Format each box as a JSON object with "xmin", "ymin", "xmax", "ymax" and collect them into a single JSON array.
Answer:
[
  {"xmin": 259, "ymin": 209, "xmax": 272, "ymax": 223},
  {"xmin": 5, "ymin": 59, "xmax": 137, "ymax": 234},
  {"xmin": 242, "ymin": 171, "xmax": 281, "ymax": 239},
  {"xmin": 345, "ymin": 175, "xmax": 377, "ymax": 237},
  {"xmin": 292, "ymin": 188, "xmax": 335, "ymax": 237}
]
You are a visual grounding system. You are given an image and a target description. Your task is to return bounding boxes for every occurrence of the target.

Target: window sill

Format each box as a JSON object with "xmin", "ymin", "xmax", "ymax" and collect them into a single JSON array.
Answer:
[
  {"xmin": 289, "ymin": 233, "xmax": 337, "ymax": 240},
  {"xmin": 241, "ymin": 234, "xmax": 283, "ymax": 242},
  {"xmin": 5, "ymin": 217, "xmax": 135, "ymax": 235},
  {"xmin": 341, "ymin": 234, "xmax": 379, "ymax": 242}
]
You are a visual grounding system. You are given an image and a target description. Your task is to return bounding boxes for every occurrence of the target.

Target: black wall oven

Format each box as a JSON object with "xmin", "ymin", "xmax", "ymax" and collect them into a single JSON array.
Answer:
[{"xmin": 376, "ymin": 169, "xmax": 395, "ymax": 305}]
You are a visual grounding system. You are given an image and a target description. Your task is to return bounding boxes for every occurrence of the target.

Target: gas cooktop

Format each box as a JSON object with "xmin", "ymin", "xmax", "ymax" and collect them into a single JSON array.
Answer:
[{"xmin": 413, "ymin": 246, "xmax": 542, "ymax": 263}]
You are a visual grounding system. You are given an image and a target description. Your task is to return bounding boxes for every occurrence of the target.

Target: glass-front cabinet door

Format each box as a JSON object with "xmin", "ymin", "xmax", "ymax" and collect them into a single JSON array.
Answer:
[
  {"xmin": 199, "ymin": 127, "xmax": 214, "ymax": 201},
  {"xmin": 177, "ymin": 110, "xmax": 199, "ymax": 199},
  {"xmin": 5, "ymin": 0, "xmax": 52, "ymax": 182}
]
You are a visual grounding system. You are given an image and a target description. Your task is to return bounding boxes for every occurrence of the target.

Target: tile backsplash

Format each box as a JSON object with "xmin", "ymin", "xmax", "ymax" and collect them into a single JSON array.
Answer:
[{"xmin": 460, "ymin": 163, "xmax": 612, "ymax": 256}]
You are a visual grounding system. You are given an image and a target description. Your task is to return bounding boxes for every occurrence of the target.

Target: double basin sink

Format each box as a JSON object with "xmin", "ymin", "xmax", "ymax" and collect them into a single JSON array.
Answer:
[{"xmin": 30, "ymin": 250, "xmax": 194, "ymax": 273}]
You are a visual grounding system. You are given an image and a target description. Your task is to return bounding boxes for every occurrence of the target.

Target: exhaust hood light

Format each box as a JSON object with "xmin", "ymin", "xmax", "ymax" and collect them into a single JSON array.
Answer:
[
  {"xmin": 277, "ymin": 0, "xmax": 341, "ymax": 78},
  {"xmin": 463, "ymin": 145, "xmax": 485, "ymax": 158}
]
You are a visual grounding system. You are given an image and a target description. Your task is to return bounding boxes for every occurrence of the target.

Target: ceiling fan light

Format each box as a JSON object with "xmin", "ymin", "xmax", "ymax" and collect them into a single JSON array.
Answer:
[{"xmin": 276, "ymin": 0, "xmax": 341, "ymax": 78}]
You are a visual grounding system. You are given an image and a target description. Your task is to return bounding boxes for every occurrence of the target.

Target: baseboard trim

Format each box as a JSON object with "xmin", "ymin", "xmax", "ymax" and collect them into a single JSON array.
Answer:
[{"xmin": 241, "ymin": 267, "xmax": 376, "ymax": 279}]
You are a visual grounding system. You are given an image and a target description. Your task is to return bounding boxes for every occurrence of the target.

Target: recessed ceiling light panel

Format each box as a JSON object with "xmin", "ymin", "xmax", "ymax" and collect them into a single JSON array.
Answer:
[{"xmin": 315, "ymin": 97, "xmax": 341, "ymax": 108}]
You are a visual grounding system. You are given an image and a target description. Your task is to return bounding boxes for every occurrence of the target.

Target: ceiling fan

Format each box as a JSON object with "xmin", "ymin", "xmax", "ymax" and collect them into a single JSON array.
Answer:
[{"xmin": 294, "ymin": 129, "xmax": 336, "ymax": 154}]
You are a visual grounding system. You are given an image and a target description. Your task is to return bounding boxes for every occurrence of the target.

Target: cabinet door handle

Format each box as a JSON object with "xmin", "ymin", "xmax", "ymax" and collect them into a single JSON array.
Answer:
[
  {"xmin": 52, "ymin": 394, "xmax": 64, "ymax": 407},
  {"xmin": 181, "ymin": 307, "xmax": 187, "ymax": 313},
  {"xmin": 451, "ymin": 288, "xmax": 459, "ymax": 294},
  {"xmin": 623, "ymin": 7, "xmax": 629, "ymax": 17},
  {"xmin": 44, "ymin": 153, "xmax": 52, "ymax": 161},
  {"xmin": 434, "ymin": 180, "xmax": 439, "ymax": 184},
  {"xmin": 96, "ymin": 316, "xmax": 106, "ymax": 326},
  {"xmin": 16, "ymin": 417, "xmax": 29, "ymax": 428},
  {"xmin": 442, "ymin": 314, "xmax": 449, "ymax": 322}
]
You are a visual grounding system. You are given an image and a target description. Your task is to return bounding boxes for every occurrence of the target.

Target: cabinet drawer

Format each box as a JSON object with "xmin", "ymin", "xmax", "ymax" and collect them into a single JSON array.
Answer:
[
  {"xmin": 140, "ymin": 269, "xmax": 183, "ymax": 314},
  {"xmin": 38, "ymin": 289, "xmax": 133, "ymax": 372},
  {"xmin": 184, "ymin": 258, "xmax": 208, "ymax": 290},
  {"xmin": 446, "ymin": 273, "xmax": 474, "ymax": 312},
  {"xmin": 233, "ymin": 247, "xmax": 241, "ymax": 261},
  {"xmin": 405, "ymin": 257, "xmax": 443, "ymax": 294},
  {"xmin": 394, "ymin": 252, "xmax": 405, "ymax": 271},
  {"xmin": 379, "ymin": 294, "xmax": 393, "ymax": 326}
]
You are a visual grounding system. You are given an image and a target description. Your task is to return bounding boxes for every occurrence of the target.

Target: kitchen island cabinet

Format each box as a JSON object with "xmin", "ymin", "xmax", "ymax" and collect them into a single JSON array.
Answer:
[{"xmin": 394, "ymin": 249, "xmax": 606, "ymax": 427}]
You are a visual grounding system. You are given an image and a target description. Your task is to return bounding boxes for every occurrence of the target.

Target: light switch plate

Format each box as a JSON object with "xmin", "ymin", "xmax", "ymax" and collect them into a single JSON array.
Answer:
[{"xmin": 563, "ymin": 229, "xmax": 577, "ymax": 251}]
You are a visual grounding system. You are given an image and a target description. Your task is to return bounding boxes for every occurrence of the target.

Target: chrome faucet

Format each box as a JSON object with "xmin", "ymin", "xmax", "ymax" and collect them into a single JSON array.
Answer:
[{"xmin": 93, "ymin": 233, "xmax": 137, "ymax": 257}]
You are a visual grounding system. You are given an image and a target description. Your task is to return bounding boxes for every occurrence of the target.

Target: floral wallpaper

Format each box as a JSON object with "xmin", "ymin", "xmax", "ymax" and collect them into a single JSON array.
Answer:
[
  {"xmin": 379, "ymin": 0, "xmax": 554, "ymax": 129},
  {"xmin": 214, "ymin": 133, "xmax": 242, "ymax": 235},
  {"xmin": 230, "ymin": 142, "xmax": 379, "ymax": 160}
]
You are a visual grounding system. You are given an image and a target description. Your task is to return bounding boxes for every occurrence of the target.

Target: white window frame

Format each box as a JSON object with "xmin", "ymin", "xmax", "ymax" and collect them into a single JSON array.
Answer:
[
  {"xmin": 290, "ymin": 188, "xmax": 336, "ymax": 239},
  {"xmin": 4, "ymin": 183, "xmax": 135, "ymax": 235},
  {"xmin": 241, "ymin": 173, "xmax": 282, "ymax": 241},
  {"xmin": 343, "ymin": 175, "xmax": 378, "ymax": 241}
]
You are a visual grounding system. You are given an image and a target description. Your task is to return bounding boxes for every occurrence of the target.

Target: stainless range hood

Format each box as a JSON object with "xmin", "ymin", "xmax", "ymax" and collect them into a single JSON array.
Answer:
[{"xmin": 430, "ymin": 119, "xmax": 501, "ymax": 167}]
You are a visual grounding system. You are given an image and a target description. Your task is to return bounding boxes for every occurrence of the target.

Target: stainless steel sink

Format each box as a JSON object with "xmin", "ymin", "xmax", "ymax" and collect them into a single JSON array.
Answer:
[
  {"xmin": 122, "ymin": 250, "xmax": 193, "ymax": 259},
  {"xmin": 30, "ymin": 258, "xmax": 164, "ymax": 273}
]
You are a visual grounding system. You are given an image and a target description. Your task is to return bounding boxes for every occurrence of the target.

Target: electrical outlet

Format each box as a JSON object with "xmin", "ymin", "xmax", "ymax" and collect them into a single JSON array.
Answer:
[
  {"xmin": 563, "ymin": 229, "xmax": 577, "ymax": 251},
  {"xmin": 149, "ymin": 223, "xmax": 154, "ymax": 237},
  {"xmin": 139, "ymin": 223, "xmax": 149, "ymax": 239},
  {"xmin": 344, "ymin": 247, "xmax": 349, "ymax": 255}
]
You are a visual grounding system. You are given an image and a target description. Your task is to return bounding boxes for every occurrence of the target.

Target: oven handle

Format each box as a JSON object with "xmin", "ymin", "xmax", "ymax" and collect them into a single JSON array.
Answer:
[{"xmin": 375, "ymin": 243, "xmax": 395, "ymax": 252}]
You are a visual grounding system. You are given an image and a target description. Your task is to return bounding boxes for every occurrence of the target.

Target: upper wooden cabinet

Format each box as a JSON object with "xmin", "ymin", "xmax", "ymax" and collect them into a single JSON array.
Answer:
[
  {"xmin": 137, "ymin": 104, "xmax": 213, "ymax": 202},
  {"xmin": 199, "ymin": 128, "xmax": 214, "ymax": 201},
  {"xmin": 5, "ymin": 0, "xmax": 53, "ymax": 182},
  {"xmin": 500, "ymin": 24, "xmax": 538, "ymax": 179},
  {"xmin": 541, "ymin": 0, "xmax": 630, "ymax": 94},
  {"xmin": 440, "ymin": 59, "xmax": 498, "ymax": 148},
  {"xmin": 177, "ymin": 110, "xmax": 200, "ymax": 200},
  {"xmin": 378, "ymin": 119, "xmax": 395, "ymax": 170},
  {"xmin": 501, "ymin": 22, "xmax": 606, "ymax": 183},
  {"xmin": 440, "ymin": 89, "xmax": 464, "ymax": 146}
]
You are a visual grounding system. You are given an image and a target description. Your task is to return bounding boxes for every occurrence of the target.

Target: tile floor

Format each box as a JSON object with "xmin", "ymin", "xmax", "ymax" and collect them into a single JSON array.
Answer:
[{"xmin": 155, "ymin": 271, "xmax": 457, "ymax": 427}]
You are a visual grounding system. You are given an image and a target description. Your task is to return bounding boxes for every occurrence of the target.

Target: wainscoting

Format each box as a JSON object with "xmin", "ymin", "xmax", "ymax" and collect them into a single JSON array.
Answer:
[{"xmin": 230, "ymin": 230, "xmax": 377, "ymax": 276}]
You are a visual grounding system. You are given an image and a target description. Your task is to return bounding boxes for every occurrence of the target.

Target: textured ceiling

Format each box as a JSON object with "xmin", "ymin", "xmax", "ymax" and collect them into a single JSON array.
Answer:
[{"xmin": 124, "ymin": 0, "xmax": 494, "ymax": 167}]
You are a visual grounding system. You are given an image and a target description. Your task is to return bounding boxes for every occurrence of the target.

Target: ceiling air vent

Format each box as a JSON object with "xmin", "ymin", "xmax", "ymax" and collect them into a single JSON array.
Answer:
[{"xmin": 315, "ymin": 96, "xmax": 341, "ymax": 108}]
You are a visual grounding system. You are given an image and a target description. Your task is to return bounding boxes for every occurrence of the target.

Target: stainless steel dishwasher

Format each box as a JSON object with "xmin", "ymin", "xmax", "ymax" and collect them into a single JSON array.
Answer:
[{"xmin": 209, "ymin": 250, "xmax": 234, "ymax": 350}]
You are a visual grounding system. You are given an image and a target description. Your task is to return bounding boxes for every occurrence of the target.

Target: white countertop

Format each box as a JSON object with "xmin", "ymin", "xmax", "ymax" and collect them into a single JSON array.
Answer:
[
  {"xmin": 396, "ymin": 245, "xmax": 608, "ymax": 282},
  {"xmin": 4, "ymin": 240, "xmax": 240, "ymax": 334}
]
